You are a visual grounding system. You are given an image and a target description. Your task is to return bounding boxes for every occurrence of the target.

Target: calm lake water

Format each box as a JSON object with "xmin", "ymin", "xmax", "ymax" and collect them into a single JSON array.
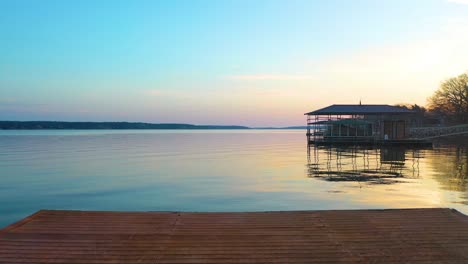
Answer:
[{"xmin": 1, "ymin": 130, "xmax": 467, "ymax": 228}]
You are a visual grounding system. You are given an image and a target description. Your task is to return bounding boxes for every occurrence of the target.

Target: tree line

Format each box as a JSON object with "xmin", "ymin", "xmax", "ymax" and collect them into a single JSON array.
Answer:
[
  {"xmin": 397, "ymin": 72, "xmax": 468, "ymax": 125},
  {"xmin": 0, "ymin": 121, "xmax": 249, "ymax": 130}
]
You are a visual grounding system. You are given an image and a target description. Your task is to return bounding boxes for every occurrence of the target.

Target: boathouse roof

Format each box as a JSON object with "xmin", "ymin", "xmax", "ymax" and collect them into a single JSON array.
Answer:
[{"xmin": 305, "ymin": 104, "xmax": 414, "ymax": 115}]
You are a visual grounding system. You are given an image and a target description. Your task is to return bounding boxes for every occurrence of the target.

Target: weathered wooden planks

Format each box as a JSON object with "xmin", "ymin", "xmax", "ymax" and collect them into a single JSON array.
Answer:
[{"xmin": 1, "ymin": 208, "xmax": 467, "ymax": 263}]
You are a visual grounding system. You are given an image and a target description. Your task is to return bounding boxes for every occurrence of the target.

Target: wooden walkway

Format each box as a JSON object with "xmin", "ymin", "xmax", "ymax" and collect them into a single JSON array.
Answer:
[{"xmin": 1, "ymin": 208, "xmax": 467, "ymax": 263}]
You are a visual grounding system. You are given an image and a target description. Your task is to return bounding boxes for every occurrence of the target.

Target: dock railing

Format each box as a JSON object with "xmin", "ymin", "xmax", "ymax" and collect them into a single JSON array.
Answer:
[{"xmin": 410, "ymin": 124, "xmax": 468, "ymax": 139}]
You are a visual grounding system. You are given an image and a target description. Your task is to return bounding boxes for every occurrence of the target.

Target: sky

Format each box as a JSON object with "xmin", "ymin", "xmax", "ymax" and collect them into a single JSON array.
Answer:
[{"xmin": 1, "ymin": 0, "xmax": 468, "ymax": 126}]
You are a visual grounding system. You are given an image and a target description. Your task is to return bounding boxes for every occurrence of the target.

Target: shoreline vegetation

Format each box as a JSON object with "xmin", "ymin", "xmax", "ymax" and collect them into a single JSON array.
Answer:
[{"xmin": 0, "ymin": 121, "xmax": 308, "ymax": 130}]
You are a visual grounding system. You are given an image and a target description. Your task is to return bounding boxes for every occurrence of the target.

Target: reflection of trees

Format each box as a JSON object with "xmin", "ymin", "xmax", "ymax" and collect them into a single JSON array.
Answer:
[
  {"xmin": 427, "ymin": 146, "xmax": 468, "ymax": 193},
  {"xmin": 306, "ymin": 146, "xmax": 421, "ymax": 185}
]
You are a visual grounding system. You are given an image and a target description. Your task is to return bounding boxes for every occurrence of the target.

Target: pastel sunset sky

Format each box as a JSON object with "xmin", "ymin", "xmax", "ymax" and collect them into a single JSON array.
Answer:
[{"xmin": 1, "ymin": 0, "xmax": 468, "ymax": 126}]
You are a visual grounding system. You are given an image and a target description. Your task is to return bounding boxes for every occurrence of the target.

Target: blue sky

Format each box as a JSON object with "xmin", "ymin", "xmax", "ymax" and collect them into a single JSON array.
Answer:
[{"xmin": 1, "ymin": 0, "xmax": 467, "ymax": 126}]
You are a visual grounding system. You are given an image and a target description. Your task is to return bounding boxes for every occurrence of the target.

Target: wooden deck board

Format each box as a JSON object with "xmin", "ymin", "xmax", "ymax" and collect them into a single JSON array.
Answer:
[{"xmin": 1, "ymin": 208, "xmax": 467, "ymax": 263}]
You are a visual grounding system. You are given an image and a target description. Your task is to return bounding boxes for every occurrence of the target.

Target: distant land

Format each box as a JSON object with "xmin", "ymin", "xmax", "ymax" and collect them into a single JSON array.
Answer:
[
  {"xmin": 0, "ymin": 121, "xmax": 306, "ymax": 130},
  {"xmin": 255, "ymin": 126, "xmax": 308, "ymax": 130},
  {"xmin": 0, "ymin": 121, "xmax": 249, "ymax": 130}
]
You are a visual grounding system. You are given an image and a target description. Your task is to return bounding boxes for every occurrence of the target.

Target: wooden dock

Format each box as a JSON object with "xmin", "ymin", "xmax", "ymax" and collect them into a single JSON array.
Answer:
[{"xmin": 1, "ymin": 208, "xmax": 467, "ymax": 263}]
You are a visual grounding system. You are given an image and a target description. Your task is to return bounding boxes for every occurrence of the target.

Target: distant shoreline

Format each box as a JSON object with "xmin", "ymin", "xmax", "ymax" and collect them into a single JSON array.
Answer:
[{"xmin": 0, "ymin": 121, "xmax": 306, "ymax": 130}]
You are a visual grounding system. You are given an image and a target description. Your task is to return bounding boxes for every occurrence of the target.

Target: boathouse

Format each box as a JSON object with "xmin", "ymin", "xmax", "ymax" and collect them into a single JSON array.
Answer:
[{"xmin": 305, "ymin": 104, "xmax": 424, "ymax": 145}]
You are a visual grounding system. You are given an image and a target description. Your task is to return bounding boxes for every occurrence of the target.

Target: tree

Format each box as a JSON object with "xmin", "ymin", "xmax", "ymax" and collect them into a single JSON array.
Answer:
[
  {"xmin": 395, "ymin": 103, "xmax": 428, "ymax": 126},
  {"xmin": 395, "ymin": 103, "xmax": 427, "ymax": 114},
  {"xmin": 429, "ymin": 73, "xmax": 468, "ymax": 124}
]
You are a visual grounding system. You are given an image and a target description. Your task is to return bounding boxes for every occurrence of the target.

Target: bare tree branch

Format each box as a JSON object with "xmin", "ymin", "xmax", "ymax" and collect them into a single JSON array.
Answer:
[{"xmin": 429, "ymin": 73, "xmax": 468, "ymax": 123}]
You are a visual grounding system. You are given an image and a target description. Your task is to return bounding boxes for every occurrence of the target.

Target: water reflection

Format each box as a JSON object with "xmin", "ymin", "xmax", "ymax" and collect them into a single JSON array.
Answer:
[
  {"xmin": 307, "ymin": 144, "xmax": 468, "ymax": 199},
  {"xmin": 307, "ymin": 146, "xmax": 422, "ymax": 185},
  {"xmin": 1, "ymin": 130, "xmax": 467, "ymax": 228},
  {"xmin": 426, "ymin": 146, "xmax": 468, "ymax": 195}
]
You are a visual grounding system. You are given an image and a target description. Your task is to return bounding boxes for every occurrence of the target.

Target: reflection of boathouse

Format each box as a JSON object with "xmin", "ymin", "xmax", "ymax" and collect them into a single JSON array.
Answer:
[
  {"xmin": 305, "ymin": 104, "xmax": 431, "ymax": 146},
  {"xmin": 307, "ymin": 146, "xmax": 421, "ymax": 184}
]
